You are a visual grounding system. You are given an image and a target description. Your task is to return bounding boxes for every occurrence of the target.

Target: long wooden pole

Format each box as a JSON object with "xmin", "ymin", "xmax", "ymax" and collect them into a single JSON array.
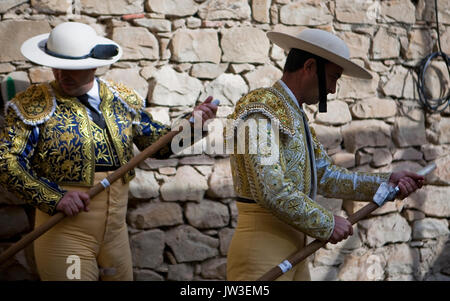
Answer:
[{"xmin": 0, "ymin": 128, "xmax": 181, "ymax": 266}]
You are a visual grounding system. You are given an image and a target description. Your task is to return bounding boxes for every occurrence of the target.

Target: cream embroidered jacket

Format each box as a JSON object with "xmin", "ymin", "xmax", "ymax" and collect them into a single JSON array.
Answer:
[{"xmin": 227, "ymin": 81, "xmax": 391, "ymax": 241}]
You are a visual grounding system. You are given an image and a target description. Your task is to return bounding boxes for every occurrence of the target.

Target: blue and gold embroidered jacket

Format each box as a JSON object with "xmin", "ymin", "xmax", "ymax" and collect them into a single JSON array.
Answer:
[{"xmin": 0, "ymin": 79, "xmax": 171, "ymax": 215}]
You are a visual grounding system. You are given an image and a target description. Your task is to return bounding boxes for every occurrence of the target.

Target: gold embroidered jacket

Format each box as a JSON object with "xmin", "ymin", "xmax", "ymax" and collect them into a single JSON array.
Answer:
[
  {"xmin": 227, "ymin": 81, "xmax": 390, "ymax": 240},
  {"xmin": 0, "ymin": 79, "xmax": 171, "ymax": 215}
]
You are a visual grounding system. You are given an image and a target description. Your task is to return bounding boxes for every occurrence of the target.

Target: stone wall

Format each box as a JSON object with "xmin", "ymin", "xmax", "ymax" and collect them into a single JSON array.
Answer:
[{"xmin": 0, "ymin": 0, "xmax": 449, "ymax": 281}]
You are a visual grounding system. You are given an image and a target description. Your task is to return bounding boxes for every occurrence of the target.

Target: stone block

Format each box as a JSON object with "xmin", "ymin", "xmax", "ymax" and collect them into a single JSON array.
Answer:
[
  {"xmin": 406, "ymin": 185, "xmax": 450, "ymax": 217},
  {"xmin": 404, "ymin": 29, "xmax": 434, "ymax": 60},
  {"xmin": 134, "ymin": 269, "xmax": 164, "ymax": 281},
  {"xmin": 207, "ymin": 158, "xmax": 236, "ymax": 199},
  {"xmin": 351, "ymin": 98, "xmax": 397, "ymax": 119},
  {"xmin": 341, "ymin": 120, "xmax": 391, "ymax": 153},
  {"xmin": 200, "ymin": 257, "xmax": 226, "ymax": 280},
  {"xmin": 171, "ymin": 29, "xmax": 221, "ymax": 64},
  {"xmin": 280, "ymin": 0, "xmax": 333, "ymax": 26},
  {"xmin": 146, "ymin": 0, "xmax": 198, "ymax": 16},
  {"xmin": 185, "ymin": 199, "xmax": 229, "ymax": 229},
  {"xmin": 129, "ymin": 169, "xmax": 160, "ymax": 199},
  {"xmin": 28, "ymin": 67, "xmax": 54, "ymax": 84},
  {"xmin": 310, "ymin": 264, "xmax": 339, "ymax": 281},
  {"xmin": 412, "ymin": 218, "xmax": 449, "ymax": 240},
  {"xmin": 315, "ymin": 100, "xmax": 352, "ymax": 126},
  {"xmin": 145, "ymin": 107, "xmax": 170, "ymax": 126},
  {"xmin": 379, "ymin": 0, "xmax": 416, "ymax": 23},
  {"xmin": 338, "ymin": 251, "xmax": 386, "ymax": 281},
  {"xmin": 133, "ymin": 18, "xmax": 171, "ymax": 32},
  {"xmin": 165, "ymin": 225, "xmax": 219, "ymax": 263},
  {"xmin": 130, "ymin": 229, "xmax": 165, "ymax": 269},
  {"xmin": 371, "ymin": 148, "xmax": 392, "ymax": 167},
  {"xmin": 0, "ymin": 0, "xmax": 27, "ymax": 13},
  {"xmin": 221, "ymin": 27, "xmax": 270, "ymax": 64},
  {"xmin": 201, "ymin": 73, "xmax": 248, "ymax": 106},
  {"xmin": 337, "ymin": 70, "xmax": 378, "ymax": 99},
  {"xmin": 102, "ymin": 68, "xmax": 149, "ymax": 101},
  {"xmin": 190, "ymin": 63, "xmax": 227, "ymax": 79},
  {"xmin": 359, "ymin": 213, "xmax": 411, "ymax": 248},
  {"xmin": 218, "ymin": 227, "xmax": 234, "ymax": 256},
  {"xmin": 382, "ymin": 65, "xmax": 417, "ymax": 99},
  {"xmin": 338, "ymin": 31, "xmax": 371, "ymax": 59},
  {"xmin": 112, "ymin": 27, "xmax": 159, "ymax": 60},
  {"xmin": 160, "ymin": 165, "xmax": 208, "ymax": 202},
  {"xmin": 372, "ymin": 27, "xmax": 400, "ymax": 59},
  {"xmin": 127, "ymin": 202, "xmax": 183, "ymax": 229},
  {"xmin": 198, "ymin": 0, "xmax": 251, "ymax": 20},
  {"xmin": 0, "ymin": 20, "xmax": 51, "ymax": 63},
  {"xmin": 331, "ymin": 152, "xmax": 355, "ymax": 169},
  {"xmin": 148, "ymin": 66, "xmax": 203, "ymax": 107},
  {"xmin": 393, "ymin": 147, "xmax": 423, "ymax": 162},
  {"xmin": 80, "ymin": 0, "xmax": 144, "ymax": 15},
  {"xmin": 252, "ymin": 0, "xmax": 270, "ymax": 23},
  {"xmin": 310, "ymin": 124, "xmax": 342, "ymax": 150},
  {"xmin": 335, "ymin": 0, "xmax": 378, "ymax": 24},
  {"xmin": 384, "ymin": 243, "xmax": 420, "ymax": 278},
  {"xmin": 167, "ymin": 263, "xmax": 194, "ymax": 281},
  {"xmin": 244, "ymin": 65, "xmax": 282, "ymax": 91}
]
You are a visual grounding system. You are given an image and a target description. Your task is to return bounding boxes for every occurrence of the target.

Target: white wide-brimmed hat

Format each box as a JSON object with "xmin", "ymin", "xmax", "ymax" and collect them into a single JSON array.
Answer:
[
  {"xmin": 21, "ymin": 22, "xmax": 122, "ymax": 70},
  {"xmin": 267, "ymin": 29, "xmax": 372, "ymax": 79}
]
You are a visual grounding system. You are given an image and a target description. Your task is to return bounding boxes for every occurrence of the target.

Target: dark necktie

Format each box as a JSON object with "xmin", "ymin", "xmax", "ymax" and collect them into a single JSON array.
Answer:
[{"xmin": 77, "ymin": 94, "xmax": 106, "ymax": 129}]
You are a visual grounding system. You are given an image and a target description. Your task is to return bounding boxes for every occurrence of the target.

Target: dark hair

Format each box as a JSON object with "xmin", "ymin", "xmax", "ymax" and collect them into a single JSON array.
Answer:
[{"xmin": 283, "ymin": 48, "xmax": 328, "ymax": 73}]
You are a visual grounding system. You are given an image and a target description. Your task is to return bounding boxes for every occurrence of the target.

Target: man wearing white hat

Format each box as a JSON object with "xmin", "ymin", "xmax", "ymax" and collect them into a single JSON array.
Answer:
[
  {"xmin": 226, "ymin": 29, "xmax": 424, "ymax": 281},
  {"xmin": 0, "ymin": 22, "xmax": 217, "ymax": 281}
]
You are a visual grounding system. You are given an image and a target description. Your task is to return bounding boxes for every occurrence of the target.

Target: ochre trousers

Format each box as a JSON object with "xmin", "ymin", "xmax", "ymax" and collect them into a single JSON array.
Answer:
[
  {"xmin": 34, "ymin": 172, "xmax": 133, "ymax": 281},
  {"xmin": 227, "ymin": 202, "xmax": 311, "ymax": 281}
]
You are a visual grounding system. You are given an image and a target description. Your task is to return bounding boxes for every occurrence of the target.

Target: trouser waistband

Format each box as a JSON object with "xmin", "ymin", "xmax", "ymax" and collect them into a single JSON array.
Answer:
[{"xmin": 95, "ymin": 165, "xmax": 120, "ymax": 172}]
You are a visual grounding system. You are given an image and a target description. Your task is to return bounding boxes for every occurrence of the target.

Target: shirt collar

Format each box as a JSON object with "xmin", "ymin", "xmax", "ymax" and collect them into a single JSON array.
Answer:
[{"xmin": 85, "ymin": 78, "xmax": 100, "ymax": 101}]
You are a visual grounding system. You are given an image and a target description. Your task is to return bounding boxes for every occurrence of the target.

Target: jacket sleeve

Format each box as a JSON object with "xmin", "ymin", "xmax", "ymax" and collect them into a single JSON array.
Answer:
[
  {"xmin": 132, "ymin": 110, "xmax": 173, "ymax": 159},
  {"xmin": 310, "ymin": 127, "xmax": 391, "ymax": 201},
  {"xmin": 234, "ymin": 113, "xmax": 335, "ymax": 241},
  {"xmin": 0, "ymin": 107, "xmax": 66, "ymax": 215}
]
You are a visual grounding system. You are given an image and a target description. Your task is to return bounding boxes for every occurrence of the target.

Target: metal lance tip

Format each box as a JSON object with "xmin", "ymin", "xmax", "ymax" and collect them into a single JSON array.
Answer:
[{"xmin": 373, "ymin": 163, "xmax": 437, "ymax": 207}]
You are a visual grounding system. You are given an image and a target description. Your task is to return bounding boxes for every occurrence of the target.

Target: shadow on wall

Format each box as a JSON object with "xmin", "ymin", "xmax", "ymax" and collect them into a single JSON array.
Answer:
[
  {"xmin": 0, "ymin": 185, "xmax": 38, "ymax": 281},
  {"xmin": 0, "ymin": 77, "xmax": 36, "ymax": 280},
  {"xmin": 427, "ymin": 236, "xmax": 450, "ymax": 280}
]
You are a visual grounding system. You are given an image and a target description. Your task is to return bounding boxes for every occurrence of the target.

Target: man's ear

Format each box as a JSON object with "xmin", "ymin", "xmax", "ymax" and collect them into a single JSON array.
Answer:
[{"xmin": 303, "ymin": 58, "xmax": 317, "ymax": 75}]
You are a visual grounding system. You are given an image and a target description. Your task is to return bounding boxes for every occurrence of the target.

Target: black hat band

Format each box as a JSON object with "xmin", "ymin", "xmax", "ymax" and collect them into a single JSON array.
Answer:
[{"xmin": 44, "ymin": 43, "xmax": 119, "ymax": 60}]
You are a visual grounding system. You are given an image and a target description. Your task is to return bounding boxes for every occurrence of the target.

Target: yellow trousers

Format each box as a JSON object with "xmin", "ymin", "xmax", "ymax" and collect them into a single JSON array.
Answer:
[
  {"xmin": 34, "ymin": 172, "xmax": 133, "ymax": 281},
  {"xmin": 227, "ymin": 202, "xmax": 311, "ymax": 281}
]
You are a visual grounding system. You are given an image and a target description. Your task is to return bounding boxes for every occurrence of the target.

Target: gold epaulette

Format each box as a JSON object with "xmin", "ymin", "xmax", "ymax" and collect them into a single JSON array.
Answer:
[
  {"xmin": 227, "ymin": 88, "xmax": 295, "ymax": 137},
  {"xmin": 5, "ymin": 84, "xmax": 56, "ymax": 126},
  {"xmin": 101, "ymin": 79, "xmax": 145, "ymax": 115}
]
